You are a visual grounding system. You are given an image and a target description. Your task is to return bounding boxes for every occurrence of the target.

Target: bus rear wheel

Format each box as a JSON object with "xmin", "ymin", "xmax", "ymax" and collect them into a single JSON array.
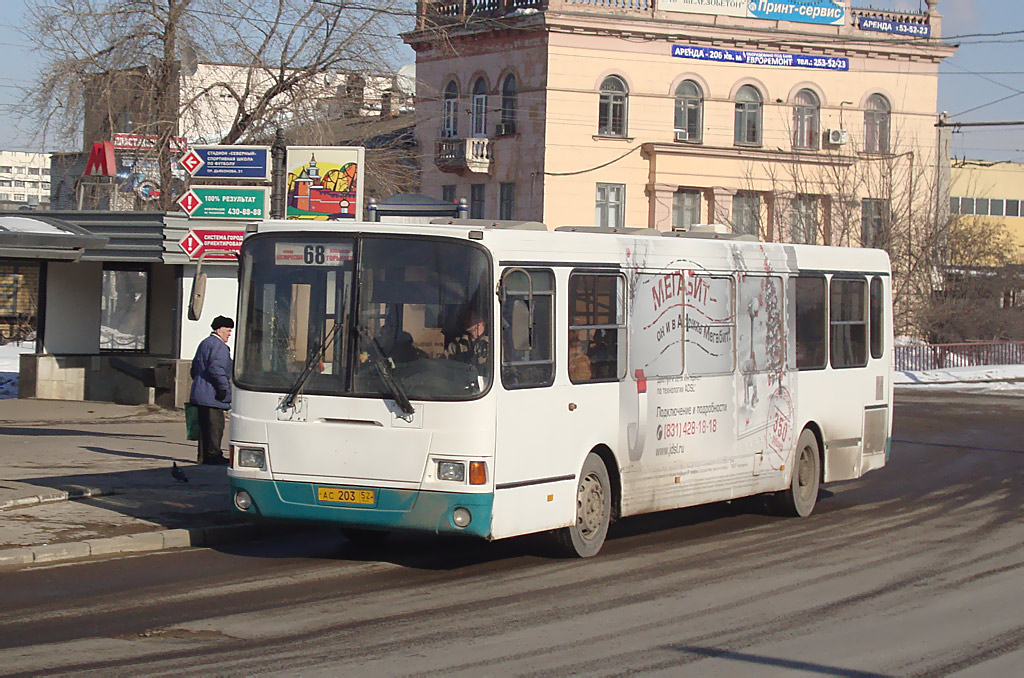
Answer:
[
  {"xmin": 776, "ymin": 428, "xmax": 821, "ymax": 517},
  {"xmin": 553, "ymin": 453, "xmax": 611, "ymax": 558}
]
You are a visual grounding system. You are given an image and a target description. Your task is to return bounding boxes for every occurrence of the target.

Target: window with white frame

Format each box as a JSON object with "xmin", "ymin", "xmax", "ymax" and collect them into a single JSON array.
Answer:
[
  {"xmin": 790, "ymin": 195, "xmax": 818, "ymax": 244},
  {"xmin": 442, "ymin": 80, "xmax": 458, "ymax": 138},
  {"xmin": 471, "ymin": 77, "xmax": 488, "ymax": 138},
  {"xmin": 595, "ymin": 183, "xmax": 625, "ymax": 228},
  {"xmin": 672, "ymin": 189, "xmax": 701, "ymax": 231},
  {"xmin": 862, "ymin": 198, "xmax": 890, "ymax": 248},
  {"xmin": 598, "ymin": 76, "xmax": 628, "ymax": 137},
  {"xmin": 732, "ymin": 191, "xmax": 761, "ymax": 236},
  {"xmin": 734, "ymin": 85, "xmax": 763, "ymax": 146},
  {"xmin": 674, "ymin": 80, "xmax": 703, "ymax": 142},
  {"xmin": 864, "ymin": 94, "xmax": 890, "ymax": 154},
  {"xmin": 793, "ymin": 88, "xmax": 820, "ymax": 150}
]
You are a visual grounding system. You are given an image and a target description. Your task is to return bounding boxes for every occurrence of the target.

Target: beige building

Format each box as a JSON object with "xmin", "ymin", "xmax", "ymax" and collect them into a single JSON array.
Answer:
[
  {"xmin": 950, "ymin": 160, "xmax": 1024, "ymax": 255},
  {"xmin": 406, "ymin": 0, "xmax": 955, "ymax": 247}
]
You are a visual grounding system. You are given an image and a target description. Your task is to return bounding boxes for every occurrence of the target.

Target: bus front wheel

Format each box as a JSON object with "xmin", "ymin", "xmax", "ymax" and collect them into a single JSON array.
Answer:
[
  {"xmin": 776, "ymin": 428, "xmax": 821, "ymax": 517},
  {"xmin": 553, "ymin": 453, "xmax": 611, "ymax": 558}
]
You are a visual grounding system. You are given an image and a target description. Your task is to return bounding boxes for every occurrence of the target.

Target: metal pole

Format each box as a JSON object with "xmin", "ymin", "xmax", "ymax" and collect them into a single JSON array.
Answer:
[{"xmin": 271, "ymin": 127, "xmax": 286, "ymax": 219}]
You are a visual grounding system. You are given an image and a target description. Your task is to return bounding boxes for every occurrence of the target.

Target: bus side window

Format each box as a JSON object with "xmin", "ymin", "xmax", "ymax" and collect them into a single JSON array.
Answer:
[
  {"xmin": 500, "ymin": 268, "xmax": 555, "ymax": 389},
  {"xmin": 830, "ymin": 277, "xmax": 868, "ymax": 368},
  {"xmin": 870, "ymin": 276, "xmax": 884, "ymax": 360},
  {"xmin": 791, "ymin": 276, "xmax": 827, "ymax": 370},
  {"xmin": 568, "ymin": 273, "xmax": 626, "ymax": 383}
]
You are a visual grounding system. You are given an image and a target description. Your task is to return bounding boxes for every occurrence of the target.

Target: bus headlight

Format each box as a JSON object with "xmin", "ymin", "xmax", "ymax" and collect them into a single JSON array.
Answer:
[
  {"xmin": 437, "ymin": 461, "xmax": 465, "ymax": 482},
  {"xmin": 237, "ymin": 448, "xmax": 265, "ymax": 469}
]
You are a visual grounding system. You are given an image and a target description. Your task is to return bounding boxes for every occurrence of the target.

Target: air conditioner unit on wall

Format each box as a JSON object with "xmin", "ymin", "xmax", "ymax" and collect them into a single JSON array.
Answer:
[
  {"xmin": 495, "ymin": 122, "xmax": 516, "ymax": 137},
  {"xmin": 674, "ymin": 129, "xmax": 689, "ymax": 142},
  {"xmin": 828, "ymin": 129, "xmax": 849, "ymax": 145}
]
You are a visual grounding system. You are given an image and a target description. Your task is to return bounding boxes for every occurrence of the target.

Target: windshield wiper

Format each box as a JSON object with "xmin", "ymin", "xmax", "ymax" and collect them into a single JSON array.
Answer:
[
  {"xmin": 280, "ymin": 323, "xmax": 342, "ymax": 410},
  {"xmin": 356, "ymin": 325, "xmax": 415, "ymax": 416}
]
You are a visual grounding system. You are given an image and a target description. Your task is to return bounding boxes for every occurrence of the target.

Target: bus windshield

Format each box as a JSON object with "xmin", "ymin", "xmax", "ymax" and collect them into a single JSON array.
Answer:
[{"xmin": 236, "ymin": 235, "xmax": 492, "ymax": 401}]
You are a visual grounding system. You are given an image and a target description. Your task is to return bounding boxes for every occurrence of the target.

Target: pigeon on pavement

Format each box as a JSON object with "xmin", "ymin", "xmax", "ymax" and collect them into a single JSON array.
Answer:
[{"xmin": 171, "ymin": 461, "xmax": 189, "ymax": 483}]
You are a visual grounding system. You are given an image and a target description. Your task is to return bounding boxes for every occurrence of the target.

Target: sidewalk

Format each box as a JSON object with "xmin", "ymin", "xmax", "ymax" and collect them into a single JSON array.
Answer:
[{"xmin": 0, "ymin": 398, "xmax": 259, "ymax": 569}]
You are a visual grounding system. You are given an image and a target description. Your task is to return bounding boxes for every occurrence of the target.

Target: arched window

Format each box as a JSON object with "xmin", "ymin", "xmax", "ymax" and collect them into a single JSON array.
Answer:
[
  {"xmin": 598, "ymin": 75, "xmax": 628, "ymax": 137},
  {"xmin": 864, "ymin": 94, "xmax": 891, "ymax": 154},
  {"xmin": 500, "ymin": 74, "xmax": 517, "ymax": 133},
  {"xmin": 442, "ymin": 80, "xmax": 458, "ymax": 138},
  {"xmin": 674, "ymin": 80, "xmax": 703, "ymax": 142},
  {"xmin": 471, "ymin": 77, "xmax": 488, "ymax": 138},
  {"xmin": 792, "ymin": 89, "xmax": 820, "ymax": 150},
  {"xmin": 734, "ymin": 85, "xmax": 762, "ymax": 146}
]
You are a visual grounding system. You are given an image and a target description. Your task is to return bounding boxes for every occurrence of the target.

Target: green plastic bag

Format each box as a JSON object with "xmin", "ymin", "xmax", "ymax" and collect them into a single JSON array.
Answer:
[{"xmin": 184, "ymin": 403, "xmax": 200, "ymax": 441}]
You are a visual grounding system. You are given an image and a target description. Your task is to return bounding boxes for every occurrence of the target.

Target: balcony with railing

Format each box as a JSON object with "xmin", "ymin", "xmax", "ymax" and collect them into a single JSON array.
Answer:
[
  {"xmin": 415, "ymin": 0, "xmax": 653, "ymax": 28},
  {"xmin": 435, "ymin": 137, "xmax": 493, "ymax": 173}
]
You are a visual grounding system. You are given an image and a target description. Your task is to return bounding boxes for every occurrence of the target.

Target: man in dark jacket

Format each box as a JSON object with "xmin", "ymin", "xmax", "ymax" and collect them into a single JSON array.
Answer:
[{"xmin": 190, "ymin": 316, "xmax": 233, "ymax": 465}]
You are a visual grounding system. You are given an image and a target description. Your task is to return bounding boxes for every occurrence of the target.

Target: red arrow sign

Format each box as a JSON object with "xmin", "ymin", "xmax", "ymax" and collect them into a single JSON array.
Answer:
[
  {"xmin": 177, "ymin": 229, "xmax": 244, "ymax": 260},
  {"xmin": 178, "ymin": 190, "xmax": 203, "ymax": 215},
  {"xmin": 179, "ymin": 149, "xmax": 204, "ymax": 175}
]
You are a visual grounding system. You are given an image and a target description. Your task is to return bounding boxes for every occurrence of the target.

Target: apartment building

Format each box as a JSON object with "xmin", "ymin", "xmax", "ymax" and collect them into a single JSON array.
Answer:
[
  {"xmin": 0, "ymin": 151, "xmax": 51, "ymax": 211},
  {"xmin": 405, "ymin": 0, "xmax": 954, "ymax": 246}
]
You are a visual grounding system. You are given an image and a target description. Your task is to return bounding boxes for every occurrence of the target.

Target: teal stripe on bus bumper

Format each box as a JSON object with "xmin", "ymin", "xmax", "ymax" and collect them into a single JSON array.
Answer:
[
  {"xmin": 886, "ymin": 436, "xmax": 892, "ymax": 463},
  {"xmin": 228, "ymin": 477, "xmax": 493, "ymax": 538}
]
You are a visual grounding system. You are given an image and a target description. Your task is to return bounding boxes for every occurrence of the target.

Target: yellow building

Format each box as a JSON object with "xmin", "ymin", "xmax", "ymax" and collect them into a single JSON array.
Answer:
[
  {"xmin": 406, "ymin": 0, "xmax": 955, "ymax": 247},
  {"xmin": 950, "ymin": 160, "xmax": 1024, "ymax": 256}
]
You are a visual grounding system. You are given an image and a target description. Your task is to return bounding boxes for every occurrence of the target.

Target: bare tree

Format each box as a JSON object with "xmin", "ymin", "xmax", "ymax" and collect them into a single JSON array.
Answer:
[{"xmin": 23, "ymin": 0, "xmax": 414, "ymax": 209}]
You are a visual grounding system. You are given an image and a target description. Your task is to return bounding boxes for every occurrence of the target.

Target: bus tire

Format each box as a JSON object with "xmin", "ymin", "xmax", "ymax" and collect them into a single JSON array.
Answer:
[
  {"xmin": 777, "ymin": 428, "xmax": 821, "ymax": 517},
  {"xmin": 553, "ymin": 453, "xmax": 611, "ymax": 558}
]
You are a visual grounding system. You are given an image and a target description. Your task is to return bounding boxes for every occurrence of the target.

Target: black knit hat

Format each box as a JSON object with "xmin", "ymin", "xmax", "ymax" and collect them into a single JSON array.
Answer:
[{"xmin": 211, "ymin": 316, "xmax": 234, "ymax": 330}]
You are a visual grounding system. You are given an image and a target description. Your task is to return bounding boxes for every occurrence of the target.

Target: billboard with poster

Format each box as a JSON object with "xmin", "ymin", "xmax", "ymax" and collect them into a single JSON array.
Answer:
[
  {"xmin": 285, "ymin": 146, "xmax": 365, "ymax": 220},
  {"xmin": 661, "ymin": 0, "xmax": 846, "ymax": 26}
]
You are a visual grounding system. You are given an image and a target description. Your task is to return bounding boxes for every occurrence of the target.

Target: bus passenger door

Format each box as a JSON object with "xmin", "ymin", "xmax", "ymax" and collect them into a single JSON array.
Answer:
[{"xmin": 492, "ymin": 268, "xmax": 573, "ymax": 537}]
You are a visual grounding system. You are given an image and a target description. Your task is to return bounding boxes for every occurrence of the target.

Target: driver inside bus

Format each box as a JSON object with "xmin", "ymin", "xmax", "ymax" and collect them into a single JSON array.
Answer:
[{"xmin": 445, "ymin": 309, "xmax": 489, "ymax": 375}]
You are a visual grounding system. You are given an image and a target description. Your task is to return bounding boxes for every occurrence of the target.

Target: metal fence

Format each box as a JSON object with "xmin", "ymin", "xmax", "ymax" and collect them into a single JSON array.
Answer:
[{"xmin": 894, "ymin": 341, "xmax": 1024, "ymax": 372}]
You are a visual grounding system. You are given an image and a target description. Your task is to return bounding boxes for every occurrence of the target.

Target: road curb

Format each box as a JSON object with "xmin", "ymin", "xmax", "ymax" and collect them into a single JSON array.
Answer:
[
  {"xmin": 0, "ymin": 486, "xmax": 113, "ymax": 512},
  {"xmin": 0, "ymin": 522, "xmax": 261, "ymax": 570}
]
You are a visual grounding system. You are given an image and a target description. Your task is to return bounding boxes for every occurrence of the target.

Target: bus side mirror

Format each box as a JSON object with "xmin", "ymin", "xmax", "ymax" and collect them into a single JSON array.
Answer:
[
  {"xmin": 511, "ymin": 299, "xmax": 532, "ymax": 350},
  {"xmin": 188, "ymin": 271, "xmax": 207, "ymax": 321}
]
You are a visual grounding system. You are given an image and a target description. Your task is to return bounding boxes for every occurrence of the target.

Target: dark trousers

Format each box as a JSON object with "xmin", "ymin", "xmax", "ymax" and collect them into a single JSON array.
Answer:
[{"xmin": 197, "ymin": 405, "xmax": 227, "ymax": 464}]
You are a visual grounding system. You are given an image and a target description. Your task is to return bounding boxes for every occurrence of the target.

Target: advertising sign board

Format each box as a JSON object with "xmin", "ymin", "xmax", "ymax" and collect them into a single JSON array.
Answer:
[
  {"xmin": 177, "ymin": 186, "xmax": 270, "ymax": 220},
  {"xmin": 285, "ymin": 146, "xmax": 365, "ymax": 220},
  {"xmin": 177, "ymin": 229, "xmax": 245, "ymax": 260},
  {"xmin": 179, "ymin": 146, "xmax": 272, "ymax": 181},
  {"xmin": 672, "ymin": 44, "xmax": 849, "ymax": 71},
  {"xmin": 661, "ymin": 0, "xmax": 846, "ymax": 26}
]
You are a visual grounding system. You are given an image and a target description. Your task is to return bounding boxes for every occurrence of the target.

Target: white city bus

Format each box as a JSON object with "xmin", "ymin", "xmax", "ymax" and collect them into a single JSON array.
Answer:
[{"xmin": 227, "ymin": 219, "xmax": 893, "ymax": 557}]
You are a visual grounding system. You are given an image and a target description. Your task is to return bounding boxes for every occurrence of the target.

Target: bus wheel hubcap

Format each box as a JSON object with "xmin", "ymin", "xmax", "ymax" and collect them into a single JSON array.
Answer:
[
  {"xmin": 798, "ymin": 447, "xmax": 814, "ymax": 499},
  {"xmin": 578, "ymin": 473, "xmax": 605, "ymax": 539}
]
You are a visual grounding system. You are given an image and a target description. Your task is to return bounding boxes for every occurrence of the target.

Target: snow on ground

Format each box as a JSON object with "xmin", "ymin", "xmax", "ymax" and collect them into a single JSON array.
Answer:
[
  {"xmin": 895, "ymin": 364, "xmax": 1024, "ymax": 392},
  {"xmin": 0, "ymin": 342, "xmax": 34, "ymax": 399}
]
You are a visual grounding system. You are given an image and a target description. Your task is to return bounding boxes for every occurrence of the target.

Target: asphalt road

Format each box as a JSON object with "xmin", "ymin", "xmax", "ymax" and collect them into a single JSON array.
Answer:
[{"xmin": 0, "ymin": 390, "xmax": 1021, "ymax": 677}]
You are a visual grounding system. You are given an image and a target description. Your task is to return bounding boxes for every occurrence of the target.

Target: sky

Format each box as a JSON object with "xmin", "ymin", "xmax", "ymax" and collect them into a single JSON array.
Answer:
[{"xmin": 0, "ymin": 0, "xmax": 1021, "ymax": 162}]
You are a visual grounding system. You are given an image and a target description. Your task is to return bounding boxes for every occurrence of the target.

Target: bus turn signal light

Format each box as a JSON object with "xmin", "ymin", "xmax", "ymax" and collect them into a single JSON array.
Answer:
[{"xmin": 469, "ymin": 461, "xmax": 487, "ymax": 485}]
